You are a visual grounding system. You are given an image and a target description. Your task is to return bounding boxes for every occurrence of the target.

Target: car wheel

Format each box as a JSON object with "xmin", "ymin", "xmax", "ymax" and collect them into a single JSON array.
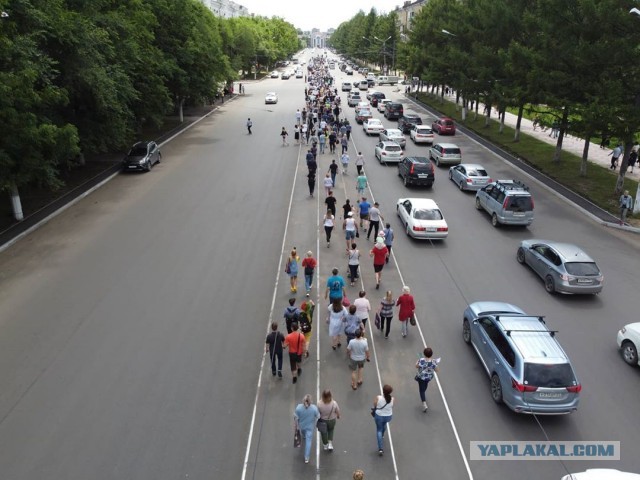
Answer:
[
  {"xmin": 462, "ymin": 319, "xmax": 471, "ymax": 344},
  {"xmin": 490, "ymin": 374, "xmax": 503, "ymax": 404},
  {"xmin": 448, "ymin": 170, "xmax": 453, "ymax": 180},
  {"xmin": 435, "ymin": 157, "xmax": 440, "ymax": 167},
  {"xmin": 621, "ymin": 340, "xmax": 639, "ymax": 366},
  {"xmin": 491, "ymin": 213, "xmax": 499, "ymax": 227},
  {"xmin": 146, "ymin": 160, "xmax": 152, "ymax": 172},
  {"xmin": 157, "ymin": 152, "xmax": 162, "ymax": 163},
  {"xmin": 403, "ymin": 175, "xmax": 409, "ymax": 187},
  {"xmin": 475, "ymin": 197, "xmax": 482, "ymax": 210},
  {"xmin": 544, "ymin": 275, "xmax": 556, "ymax": 294},
  {"xmin": 516, "ymin": 247, "xmax": 526, "ymax": 264},
  {"xmin": 459, "ymin": 180, "xmax": 465, "ymax": 191},
  {"xmin": 405, "ymin": 223, "xmax": 412, "ymax": 237}
]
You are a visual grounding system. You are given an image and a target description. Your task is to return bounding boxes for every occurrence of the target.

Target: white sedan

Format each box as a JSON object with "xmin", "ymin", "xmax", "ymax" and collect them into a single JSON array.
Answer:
[
  {"xmin": 409, "ymin": 125, "xmax": 435, "ymax": 144},
  {"xmin": 396, "ymin": 198, "xmax": 449, "ymax": 239},
  {"xmin": 379, "ymin": 128, "xmax": 406, "ymax": 148},
  {"xmin": 363, "ymin": 118, "xmax": 384, "ymax": 135},
  {"xmin": 617, "ymin": 322, "xmax": 640, "ymax": 366},
  {"xmin": 374, "ymin": 141, "xmax": 403, "ymax": 164},
  {"xmin": 448, "ymin": 163, "xmax": 491, "ymax": 191},
  {"xmin": 264, "ymin": 92, "xmax": 278, "ymax": 104}
]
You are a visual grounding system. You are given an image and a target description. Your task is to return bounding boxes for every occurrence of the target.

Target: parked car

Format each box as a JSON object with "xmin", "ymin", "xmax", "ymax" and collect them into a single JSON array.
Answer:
[
  {"xmin": 363, "ymin": 118, "xmax": 384, "ymax": 135},
  {"xmin": 448, "ymin": 164, "xmax": 491, "ymax": 191},
  {"xmin": 341, "ymin": 82, "xmax": 352, "ymax": 91},
  {"xmin": 409, "ymin": 125, "xmax": 435, "ymax": 144},
  {"xmin": 122, "ymin": 141, "xmax": 161, "ymax": 172},
  {"xmin": 355, "ymin": 108, "xmax": 373, "ymax": 124},
  {"xmin": 475, "ymin": 180, "xmax": 534, "ymax": 227},
  {"xmin": 396, "ymin": 198, "xmax": 448, "ymax": 239},
  {"xmin": 397, "ymin": 114, "xmax": 423, "ymax": 133},
  {"xmin": 617, "ymin": 323, "xmax": 640, "ymax": 366},
  {"xmin": 398, "ymin": 156, "xmax": 435, "ymax": 188},
  {"xmin": 384, "ymin": 102, "xmax": 404, "ymax": 120},
  {"xmin": 379, "ymin": 128, "xmax": 406, "ymax": 148},
  {"xmin": 432, "ymin": 117, "xmax": 456, "ymax": 135},
  {"xmin": 516, "ymin": 240, "xmax": 603, "ymax": 294},
  {"xmin": 429, "ymin": 142, "xmax": 462, "ymax": 167},
  {"xmin": 264, "ymin": 92, "xmax": 278, "ymax": 104},
  {"xmin": 375, "ymin": 141, "xmax": 403, "ymax": 164},
  {"xmin": 462, "ymin": 301, "xmax": 581, "ymax": 415},
  {"xmin": 377, "ymin": 99, "xmax": 392, "ymax": 113}
]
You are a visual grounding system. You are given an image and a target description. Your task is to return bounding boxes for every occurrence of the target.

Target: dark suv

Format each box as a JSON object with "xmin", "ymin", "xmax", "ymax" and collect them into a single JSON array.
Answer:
[
  {"xmin": 397, "ymin": 156, "xmax": 434, "ymax": 187},
  {"xmin": 369, "ymin": 92, "xmax": 386, "ymax": 107},
  {"xmin": 398, "ymin": 114, "xmax": 423, "ymax": 133},
  {"xmin": 384, "ymin": 102, "xmax": 404, "ymax": 120}
]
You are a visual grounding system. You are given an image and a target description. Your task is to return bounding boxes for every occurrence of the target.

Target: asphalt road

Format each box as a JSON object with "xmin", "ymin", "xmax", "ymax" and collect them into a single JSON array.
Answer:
[{"xmin": 0, "ymin": 50, "xmax": 639, "ymax": 480}]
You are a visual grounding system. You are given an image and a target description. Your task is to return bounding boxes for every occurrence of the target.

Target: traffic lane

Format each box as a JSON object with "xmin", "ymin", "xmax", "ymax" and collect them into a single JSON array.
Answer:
[
  {"xmin": 345, "ymin": 108, "xmax": 640, "ymax": 476},
  {"xmin": 0, "ymin": 93, "xmax": 301, "ymax": 478}
]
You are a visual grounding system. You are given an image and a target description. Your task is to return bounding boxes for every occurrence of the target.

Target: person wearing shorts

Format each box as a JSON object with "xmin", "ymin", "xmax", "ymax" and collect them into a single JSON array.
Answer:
[
  {"xmin": 284, "ymin": 323, "xmax": 306, "ymax": 384},
  {"xmin": 359, "ymin": 197, "xmax": 371, "ymax": 229},
  {"xmin": 343, "ymin": 211, "xmax": 358, "ymax": 251},
  {"xmin": 347, "ymin": 329, "xmax": 369, "ymax": 389}
]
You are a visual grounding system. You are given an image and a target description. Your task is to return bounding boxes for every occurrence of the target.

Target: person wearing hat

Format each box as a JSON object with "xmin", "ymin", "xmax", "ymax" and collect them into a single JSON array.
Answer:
[
  {"xmin": 343, "ymin": 211, "xmax": 359, "ymax": 252},
  {"xmin": 619, "ymin": 190, "xmax": 634, "ymax": 225},
  {"xmin": 369, "ymin": 238, "xmax": 389, "ymax": 289}
]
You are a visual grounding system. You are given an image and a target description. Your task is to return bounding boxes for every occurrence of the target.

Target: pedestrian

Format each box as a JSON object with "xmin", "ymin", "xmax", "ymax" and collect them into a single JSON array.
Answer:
[
  {"xmin": 341, "ymin": 136, "xmax": 348, "ymax": 154},
  {"xmin": 301, "ymin": 251, "xmax": 317, "ymax": 297},
  {"xmin": 301, "ymin": 122, "xmax": 308, "ymax": 144},
  {"xmin": 359, "ymin": 197, "xmax": 371, "ymax": 229},
  {"xmin": 319, "ymin": 131, "xmax": 326, "ymax": 154},
  {"xmin": 294, "ymin": 394, "xmax": 320, "ymax": 464},
  {"xmin": 341, "ymin": 152, "xmax": 350, "ymax": 174},
  {"xmin": 329, "ymin": 131, "xmax": 337, "ymax": 153},
  {"xmin": 532, "ymin": 115, "xmax": 540, "ymax": 131},
  {"xmin": 325, "ymin": 190, "xmax": 337, "ymax": 217},
  {"xmin": 355, "ymin": 152, "xmax": 365, "ymax": 175},
  {"xmin": 281, "ymin": 127, "xmax": 289, "ymax": 146},
  {"xmin": 345, "ymin": 122, "xmax": 352, "ymax": 140},
  {"xmin": 265, "ymin": 321, "xmax": 285, "ymax": 378},
  {"xmin": 284, "ymin": 297, "xmax": 301, "ymax": 334},
  {"xmin": 629, "ymin": 150, "xmax": 638, "ymax": 174},
  {"xmin": 619, "ymin": 190, "xmax": 634, "ymax": 225},
  {"xmin": 415, "ymin": 347, "xmax": 440, "ymax": 412},
  {"xmin": 367, "ymin": 202, "xmax": 383, "ymax": 241},
  {"xmin": 246, "ymin": 118, "xmax": 252, "ymax": 134},
  {"xmin": 353, "ymin": 470, "xmax": 365, "ymax": 480},
  {"xmin": 609, "ymin": 144, "xmax": 622, "ymax": 169},
  {"xmin": 549, "ymin": 121, "xmax": 559, "ymax": 138},
  {"xmin": 286, "ymin": 248, "xmax": 300, "ymax": 293},
  {"xmin": 347, "ymin": 328, "xmax": 370, "ymax": 390},
  {"xmin": 285, "ymin": 322, "xmax": 306, "ymax": 383},
  {"xmin": 382, "ymin": 223, "xmax": 394, "ymax": 264},
  {"xmin": 600, "ymin": 134, "xmax": 611, "ymax": 150},
  {"xmin": 325, "ymin": 267, "xmax": 346, "ymax": 304},
  {"xmin": 347, "ymin": 242, "xmax": 360, "ymax": 286},
  {"xmin": 356, "ymin": 171, "xmax": 368, "ymax": 197},
  {"xmin": 323, "ymin": 172, "xmax": 333, "ymax": 197},
  {"xmin": 327, "ymin": 298, "xmax": 347, "ymax": 350},
  {"xmin": 323, "ymin": 209, "xmax": 335, "ymax": 247},
  {"xmin": 307, "ymin": 171, "xmax": 316, "ymax": 197},
  {"xmin": 299, "ymin": 299, "xmax": 315, "ymax": 357},
  {"xmin": 396, "ymin": 285, "xmax": 415, "ymax": 338},
  {"xmin": 344, "ymin": 212, "xmax": 359, "ymax": 252},
  {"xmin": 329, "ymin": 160, "xmax": 339, "ymax": 186},
  {"xmin": 295, "ymin": 109, "xmax": 302, "ymax": 124},
  {"xmin": 342, "ymin": 199, "xmax": 353, "ymax": 219},
  {"xmin": 344, "ymin": 304, "xmax": 363, "ymax": 344},
  {"xmin": 294, "ymin": 124, "xmax": 301, "ymax": 144},
  {"xmin": 372, "ymin": 384, "xmax": 394, "ymax": 456},
  {"xmin": 369, "ymin": 238, "xmax": 389, "ymax": 289},
  {"xmin": 305, "ymin": 124, "xmax": 312, "ymax": 144},
  {"xmin": 377, "ymin": 290, "xmax": 394, "ymax": 338},
  {"xmin": 317, "ymin": 389, "xmax": 341, "ymax": 452},
  {"xmin": 353, "ymin": 290, "xmax": 371, "ymax": 329}
]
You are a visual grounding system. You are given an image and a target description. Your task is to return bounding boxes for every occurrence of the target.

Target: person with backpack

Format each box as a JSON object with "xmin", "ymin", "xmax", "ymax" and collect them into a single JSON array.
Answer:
[
  {"xmin": 284, "ymin": 322, "xmax": 306, "ymax": 384},
  {"xmin": 265, "ymin": 322, "xmax": 285, "ymax": 378},
  {"xmin": 415, "ymin": 347, "xmax": 440, "ymax": 412},
  {"xmin": 344, "ymin": 304, "xmax": 364, "ymax": 345},
  {"xmin": 299, "ymin": 299, "xmax": 315, "ymax": 357},
  {"xmin": 285, "ymin": 248, "xmax": 300, "ymax": 293},
  {"xmin": 301, "ymin": 251, "xmax": 317, "ymax": 297},
  {"xmin": 284, "ymin": 298, "xmax": 301, "ymax": 334},
  {"xmin": 382, "ymin": 223, "xmax": 394, "ymax": 264}
]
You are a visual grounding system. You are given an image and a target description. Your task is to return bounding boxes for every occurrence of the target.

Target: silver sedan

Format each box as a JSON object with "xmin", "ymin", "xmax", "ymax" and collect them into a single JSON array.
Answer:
[
  {"xmin": 379, "ymin": 128, "xmax": 406, "ymax": 148},
  {"xmin": 448, "ymin": 163, "xmax": 491, "ymax": 191},
  {"xmin": 516, "ymin": 239, "xmax": 604, "ymax": 294}
]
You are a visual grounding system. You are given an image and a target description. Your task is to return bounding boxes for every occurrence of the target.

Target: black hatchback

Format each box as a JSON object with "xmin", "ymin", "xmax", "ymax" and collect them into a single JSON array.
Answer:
[
  {"xmin": 398, "ymin": 156, "xmax": 435, "ymax": 187},
  {"xmin": 122, "ymin": 141, "xmax": 161, "ymax": 172},
  {"xmin": 398, "ymin": 114, "xmax": 423, "ymax": 133},
  {"xmin": 384, "ymin": 102, "xmax": 404, "ymax": 120}
]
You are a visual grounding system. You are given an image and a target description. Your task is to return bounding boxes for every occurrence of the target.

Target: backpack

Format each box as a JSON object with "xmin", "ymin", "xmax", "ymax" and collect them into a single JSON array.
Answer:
[
  {"xmin": 299, "ymin": 311, "xmax": 312, "ymax": 334},
  {"xmin": 285, "ymin": 258, "xmax": 291, "ymax": 274},
  {"xmin": 284, "ymin": 307, "xmax": 300, "ymax": 331}
]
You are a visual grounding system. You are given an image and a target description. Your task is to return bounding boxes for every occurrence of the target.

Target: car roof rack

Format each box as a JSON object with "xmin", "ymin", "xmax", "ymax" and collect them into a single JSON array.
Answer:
[
  {"xmin": 495, "ymin": 179, "xmax": 529, "ymax": 191},
  {"xmin": 504, "ymin": 329, "xmax": 557, "ymax": 338}
]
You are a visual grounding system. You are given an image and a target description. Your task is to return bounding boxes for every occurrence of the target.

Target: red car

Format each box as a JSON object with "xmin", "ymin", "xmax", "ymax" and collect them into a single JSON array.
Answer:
[{"xmin": 432, "ymin": 117, "xmax": 456, "ymax": 135}]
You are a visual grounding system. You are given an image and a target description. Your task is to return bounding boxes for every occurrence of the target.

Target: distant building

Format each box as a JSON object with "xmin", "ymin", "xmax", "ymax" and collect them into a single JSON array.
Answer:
[
  {"xmin": 201, "ymin": 0, "xmax": 249, "ymax": 18},
  {"xmin": 394, "ymin": 0, "xmax": 427, "ymax": 33}
]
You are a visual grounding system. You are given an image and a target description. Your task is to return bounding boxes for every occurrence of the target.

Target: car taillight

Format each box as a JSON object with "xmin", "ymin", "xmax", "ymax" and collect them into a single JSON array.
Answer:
[
  {"xmin": 530, "ymin": 197, "xmax": 534, "ymax": 209},
  {"xmin": 566, "ymin": 384, "xmax": 582, "ymax": 393},
  {"xmin": 410, "ymin": 164, "xmax": 414, "ymax": 174},
  {"xmin": 466, "ymin": 178, "xmax": 473, "ymax": 183},
  {"xmin": 413, "ymin": 226, "xmax": 426, "ymax": 231},
  {"xmin": 436, "ymin": 227, "xmax": 448, "ymax": 232},
  {"xmin": 382, "ymin": 152, "xmax": 386, "ymax": 155},
  {"xmin": 512, "ymin": 379, "xmax": 538, "ymax": 392},
  {"xmin": 488, "ymin": 178, "xmax": 493, "ymax": 183},
  {"xmin": 503, "ymin": 198, "xmax": 509, "ymax": 209}
]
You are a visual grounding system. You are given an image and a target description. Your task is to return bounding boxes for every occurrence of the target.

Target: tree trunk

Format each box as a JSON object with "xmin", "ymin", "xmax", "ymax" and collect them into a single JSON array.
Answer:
[
  {"xmin": 579, "ymin": 135, "xmax": 591, "ymax": 177},
  {"xmin": 514, "ymin": 104, "xmax": 524, "ymax": 142},
  {"xmin": 484, "ymin": 98, "xmax": 491, "ymax": 127},
  {"xmin": 498, "ymin": 107, "xmax": 505, "ymax": 134},
  {"xmin": 552, "ymin": 107, "xmax": 570, "ymax": 163},
  {"xmin": 178, "ymin": 97, "xmax": 185, "ymax": 123},
  {"xmin": 615, "ymin": 143, "xmax": 632, "ymax": 194},
  {"xmin": 10, "ymin": 183, "xmax": 24, "ymax": 221}
]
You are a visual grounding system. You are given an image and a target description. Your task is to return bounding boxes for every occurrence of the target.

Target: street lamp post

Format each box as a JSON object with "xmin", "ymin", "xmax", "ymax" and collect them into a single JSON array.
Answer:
[
  {"xmin": 439, "ymin": 29, "xmax": 467, "ymax": 121},
  {"xmin": 374, "ymin": 35, "xmax": 392, "ymax": 74}
]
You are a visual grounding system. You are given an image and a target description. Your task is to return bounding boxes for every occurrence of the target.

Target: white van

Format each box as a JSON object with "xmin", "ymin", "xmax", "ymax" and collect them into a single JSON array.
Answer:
[{"xmin": 376, "ymin": 75, "xmax": 400, "ymax": 85}]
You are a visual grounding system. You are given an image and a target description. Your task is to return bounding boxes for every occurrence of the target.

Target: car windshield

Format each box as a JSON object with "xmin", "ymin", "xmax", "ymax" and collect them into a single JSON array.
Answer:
[
  {"xmin": 468, "ymin": 169, "xmax": 488, "ymax": 177},
  {"xmin": 414, "ymin": 209, "xmax": 443, "ymax": 220},
  {"xmin": 129, "ymin": 146, "xmax": 147, "ymax": 156},
  {"xmin": 505, "ymin": 196, "xmax": 533, "ymax": 211},
  {"xmin": 444, "ymin": 120, "xmax": 454, "ymax": 126},
  {"xmin": 386, "ymin": 145, "xmax": 402, "ymax": 152},
  {"xmin": 524, "ymin": 363, "xmax": 575, "ymax": 388},
  {"xmin": 416, "ymin": 127, "xmax": 432, "ymax": 133},
  {"xmin": 443, "ymin": 148, "xmax": 461, "ymax": 155},
  {"xmin": 565, "ymin": 262, "xmax": 600, "ymax": 276}
]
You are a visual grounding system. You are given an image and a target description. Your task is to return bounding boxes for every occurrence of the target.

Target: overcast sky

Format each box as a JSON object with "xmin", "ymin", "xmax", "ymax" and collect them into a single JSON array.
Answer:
[{"xmin": 236, "ymin": 0, "xmax": 402, "ymax": 32}]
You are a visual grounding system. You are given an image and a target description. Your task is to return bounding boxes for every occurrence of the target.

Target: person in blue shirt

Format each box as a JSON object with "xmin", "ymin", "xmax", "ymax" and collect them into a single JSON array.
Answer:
[
  {"xmin": 383, "ymin": 223, "xmax": 394, "ymax": 264},
  {"xmin": 359, "ymin": 197, "xmax": 371, "ymax": 229},
  {"xmin": 324, "ymin": 268, "xmax": 345, "ymax": 303},
  {"xmin": 294, "ymin": 394, "xmax": 320, "ymax": 464}
]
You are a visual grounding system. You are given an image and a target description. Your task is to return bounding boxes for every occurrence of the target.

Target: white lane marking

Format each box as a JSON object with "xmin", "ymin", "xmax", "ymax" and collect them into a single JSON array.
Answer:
[
  {"xmin": 315, "ymin": 150, "xmax": 322, "ymax": 480},
  {"xmin": 348, "ymin": 125, "xmax": 474, "ymax": 480},
  {"xmin": 240, "ymin": 139, "xmax": 303, "ymax": 480}
]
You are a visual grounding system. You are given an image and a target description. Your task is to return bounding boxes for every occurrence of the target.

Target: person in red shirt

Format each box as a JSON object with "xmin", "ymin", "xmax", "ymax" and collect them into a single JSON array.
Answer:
[
  {"xmin": 284, "ymin": 322, "xmax": 306, "ymax": 383},
  {"xmin": 301, "ymin": 251, "xmax": 317, "ymax": 297},
  {"xmin": 396, "ymin": 286, "xmax": 415, "ymax": 338},
  {"xmin": 369, "ymin": 239, "xmax": 389, "ymax": 289}
]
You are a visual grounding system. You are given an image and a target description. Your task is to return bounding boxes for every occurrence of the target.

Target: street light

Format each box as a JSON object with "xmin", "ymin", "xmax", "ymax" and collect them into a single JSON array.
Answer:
[{"xmin": 374, "ymin": 35, "xmax": 392, "ymax": 74}]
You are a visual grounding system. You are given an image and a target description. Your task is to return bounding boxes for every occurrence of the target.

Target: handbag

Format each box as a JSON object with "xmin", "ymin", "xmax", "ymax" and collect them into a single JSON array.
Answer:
[
  {"xmin": 316, "ymin": 418, "xmax": 328, "ymax": 434},
  {"xmin": 374, "ymin": 312, "xmax": 381, "ymax": 330},
  {"xmin": 370, "ymin": 399, "xmax": 388, "ymax": 417},
  {"xmin": 409, "ymin": 313, "xmax": 416, "ymax": 326},
  {"xmin": 293, "ymin": 428, "xmax": 301, "ymax": 448}
]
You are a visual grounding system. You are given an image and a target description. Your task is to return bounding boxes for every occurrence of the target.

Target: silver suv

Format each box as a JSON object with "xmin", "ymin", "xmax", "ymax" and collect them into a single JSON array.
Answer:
[
  {"xmin": 462, "ymin": 301, "xmax": 581, "ymax": 415},
  {"xmin": 475, "ymin": 180, "xmax": 534, "ymax": 227}
]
